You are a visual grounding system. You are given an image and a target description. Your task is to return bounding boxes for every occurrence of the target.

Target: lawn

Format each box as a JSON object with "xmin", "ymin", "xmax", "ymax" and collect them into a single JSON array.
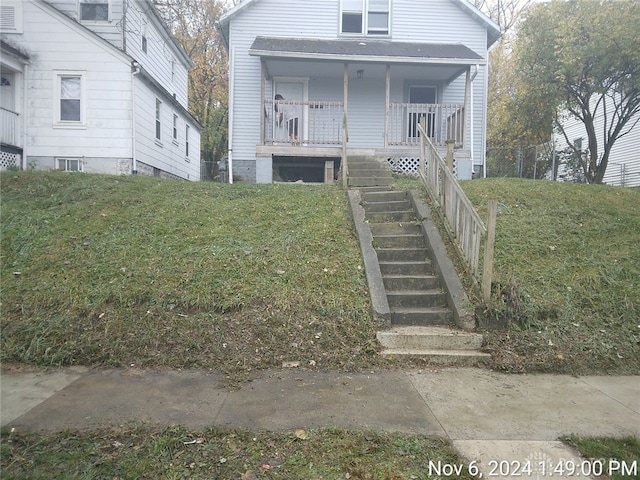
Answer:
[
  {"xmin": 1, "ymin": 172, "xmax": 639, "ymax": 377},
  {"xmin": 0, "ymin": 172, "xmax": 382, "ymax": 385},
  {"xmin": 460, "ymin": 178, "xmax": 640, "ymax": 375}
]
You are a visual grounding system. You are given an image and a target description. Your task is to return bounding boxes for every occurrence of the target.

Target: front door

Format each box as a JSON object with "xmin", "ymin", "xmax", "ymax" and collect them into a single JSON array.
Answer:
[
  {"xmin": 273, "ymin": 79, "xmax": 307, "ymax": 143},
  {"xmin": 408, "ymin": 85, "xmax": 436, "ymax": 140}
]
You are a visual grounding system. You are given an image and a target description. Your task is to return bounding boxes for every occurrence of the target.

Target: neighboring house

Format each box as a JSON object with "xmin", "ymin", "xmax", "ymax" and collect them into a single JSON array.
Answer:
[
  {"xmin": 0, "ymin": 0, "xmax": 201, "ymax": 180},
  {"xmin": 219, "ymin": 0, "xmax": 500, "ymax": 183},
  {"xmin": 554, "ymin": 108, "xmax": 640, "ymax": 187}
]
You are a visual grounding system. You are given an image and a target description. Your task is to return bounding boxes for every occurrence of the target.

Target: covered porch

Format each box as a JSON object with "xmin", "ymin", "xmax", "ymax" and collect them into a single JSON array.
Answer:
[
  {"xmin": 250, "ymin": 36, "xmax": 482, "ymax": 178},
  {"xmin": 1, "ymin": 40, "xmax": 29, "ymax": 171}
]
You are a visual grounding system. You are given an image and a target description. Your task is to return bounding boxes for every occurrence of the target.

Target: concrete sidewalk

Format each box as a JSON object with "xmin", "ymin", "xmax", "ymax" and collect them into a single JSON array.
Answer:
[{"xmin": 2, "ymin": 366, "xmax": 639, "ymax": 478}]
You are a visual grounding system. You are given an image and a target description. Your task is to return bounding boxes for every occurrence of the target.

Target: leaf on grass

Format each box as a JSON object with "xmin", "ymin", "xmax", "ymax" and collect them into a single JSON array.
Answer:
[{"xmin": 294, "ymin": 429, "xmax": 307, "ymax": 440}]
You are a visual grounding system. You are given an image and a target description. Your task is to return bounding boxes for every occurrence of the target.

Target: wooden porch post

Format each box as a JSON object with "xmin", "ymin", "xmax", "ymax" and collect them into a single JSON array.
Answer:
[
  {"xmin": 384, "ymin": 65, "xmax": 390, "ymax": 149},
  {"xmin": 342, "ymin": 63, "xmax": 349, "ymax": 188},
  {"xmin": 260, "ymin": 59, "xmax": 266, "ymax": 145},
  {"xmin": 463, "ymin": 66, "xmax": 471, "ymax": 149}
]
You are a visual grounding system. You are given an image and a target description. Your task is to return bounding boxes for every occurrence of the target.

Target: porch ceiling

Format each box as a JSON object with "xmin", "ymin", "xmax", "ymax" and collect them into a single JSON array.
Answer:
[{"xmin": 250, "ymin": 36, "xmax": 482, "ymax": 83}]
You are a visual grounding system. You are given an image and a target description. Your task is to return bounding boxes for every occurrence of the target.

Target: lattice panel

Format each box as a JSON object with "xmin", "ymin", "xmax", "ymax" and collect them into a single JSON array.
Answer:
[
  {"xmin": 0, "ymin": 151, "xmax": 19, "ymax": 170},
  {"xmin": 387, "ymin": 156, "xmax": 460, "ymax": 178},
  {"xmin": 387, "ymin": 156, "xmax": 420, "ymax": 176}
]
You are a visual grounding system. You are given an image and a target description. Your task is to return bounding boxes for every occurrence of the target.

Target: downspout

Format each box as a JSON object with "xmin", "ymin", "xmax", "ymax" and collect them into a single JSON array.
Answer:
[
  {"xmin": 227, "ymin": 46, "xmax": 235, "ymax": 184},
  {"xmin": 131, "ymin": 61, "xmax": 141, "ymax": 174},
  {"xmin": 21, "ymin": 63, "xmax": 29, "ymax": 170},
  {"xmin": 469, "ymin": 64, "xmax": 479, "ymax": 176}
]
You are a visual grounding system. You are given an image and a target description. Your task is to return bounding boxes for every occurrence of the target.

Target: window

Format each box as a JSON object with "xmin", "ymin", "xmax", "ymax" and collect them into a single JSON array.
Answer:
[
  {"xmin": 55, "ymin": 73, "xmax": 85, "ymax": 125},
  {"xmin": 367, "ymin": 0, "xmax": 389, "ymax": 35},
  {"xmin": 57, "ymin": 158, "xmax": 83, "ymax": 172},
  {"xmin": 141, "ymin": 23, "xmax": 148, "ymax": 53},
  {"xmin": 79, "ymin": 0, "xmax": 108, "ymax": 21},
  {"xmin": 155, "ymin": 99, "xmax": 162, "ymax": 141},
  {"xmin": 185, "ymin": 124, "xmax": 190, "ymax": 158},
  {"xmin": 341, "ymin": 0, "xmax": 389, "ymax": 35},
  {"xmin": 172, "ymin": 114, "xmax": 178, "ymax": 142}
]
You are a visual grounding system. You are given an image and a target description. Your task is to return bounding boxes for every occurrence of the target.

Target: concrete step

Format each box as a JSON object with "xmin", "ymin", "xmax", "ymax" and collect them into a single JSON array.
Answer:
[
  {"xmin": 375, "ymin": 247, "xmax": 429, "ymax": 262},
  {"xmin": 374, "ymin": 234, "xmax": 425, "ymax": 248},
  {"xmin": 363, "ymin": 200, "xmax": 412, "ymax": 213},
  {"xmin": 349, "ymin": 176, "xmax": 393, "ymax": 187},
  {"xmin": 354, "ymin": 186, "xmax": 392, "ymax": 193},
  {"xmin": 370, "ymin": 223, "xmax": 421, "ymax": 236},
  {"xmin": 387, "ymin": 290, "xmax": 447, "ymax": 308},
  {"xmin": 361, "ymin": 190, "xmax": 407, "ymax": 203},
  {"xmin": 377, "ymin": 326, "xmax": 483, "ymax": 350},
  {"xmin": 382, "ymin": 274, "xmax": 440, "ymax": 290},
  {"xmin": 379, "ymin": 260, "xmax": 432, "ymax": 275},
  {"xmin": 378, "ymin": 348, "xmax": 491, "ymax": 366},
  {"xmin": 365, "ymin": 211, "xmax": 416, "ymax": 223},
  {"xmin": 390, "ymin": 306, "xmax": 453, "ymax": 326}
]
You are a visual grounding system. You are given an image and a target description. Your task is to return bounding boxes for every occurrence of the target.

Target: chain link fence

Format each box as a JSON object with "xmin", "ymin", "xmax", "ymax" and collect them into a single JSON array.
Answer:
[{"xmin": 486, "ymin": 142, "xmax": 556, "ymax": 180}]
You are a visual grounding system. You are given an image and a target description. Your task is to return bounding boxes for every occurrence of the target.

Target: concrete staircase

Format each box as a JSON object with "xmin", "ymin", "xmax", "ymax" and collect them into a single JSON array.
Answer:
[{"xmin": 347, "ymin": 156, "xmax": 489, "ymax": 365}]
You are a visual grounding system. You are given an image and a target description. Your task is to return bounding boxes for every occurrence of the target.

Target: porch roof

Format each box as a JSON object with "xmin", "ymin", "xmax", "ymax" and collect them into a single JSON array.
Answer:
[{"xmin": 249, "ymin": 37, "xmax": 484, "ymax": 66}]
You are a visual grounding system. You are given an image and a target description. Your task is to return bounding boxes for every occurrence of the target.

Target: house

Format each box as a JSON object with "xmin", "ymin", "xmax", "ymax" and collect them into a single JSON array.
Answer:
[
  {"xmin": 554, "ymin": 108, "xmax": 640, "ymax": 187},
  {"xmin": 218, "ymin": 0, "xmax": 500, "ymax": 183},
  {"xmin": 0, "ymin": 0, "xmax": 201, "ymax": 180}
]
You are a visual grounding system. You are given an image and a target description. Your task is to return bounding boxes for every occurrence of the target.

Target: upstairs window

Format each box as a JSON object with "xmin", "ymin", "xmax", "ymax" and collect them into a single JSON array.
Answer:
[
  {"xmin": 341, "ymin": 0, "xmax": 389, "ymax": 36},
  {"xmin": 79, "ymin": 0, "xmax": 109, "ymax": 22}
]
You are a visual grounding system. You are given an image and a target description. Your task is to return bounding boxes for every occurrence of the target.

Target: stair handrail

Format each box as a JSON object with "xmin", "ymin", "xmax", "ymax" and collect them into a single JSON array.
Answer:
[{"xmin": 417, "ymin": 122, "xmax": 496, "ymax": 302}]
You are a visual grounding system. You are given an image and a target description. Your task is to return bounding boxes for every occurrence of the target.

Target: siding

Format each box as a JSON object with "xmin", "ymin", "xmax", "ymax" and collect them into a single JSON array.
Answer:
[
  {"xmin": 19, "ymin": 0, "xmax": 134, "ymax": 162},
  {"xmin": 45, "ymin": 0, "xmax": 125, "ymax": 48},
  {"xmin": 226, "ymin": 0, "xmax": 491, "ymax": 181},
  {"xmin": 134, "ymin": 77, "xmax": 201, "ymax": 181},
  {"xmin": 123, "ymin": 0, "xmax": 189, "ymax": 108},
  {"xmin": 556, "ymin": 108, "xmax": 640, "ymax": 187}
]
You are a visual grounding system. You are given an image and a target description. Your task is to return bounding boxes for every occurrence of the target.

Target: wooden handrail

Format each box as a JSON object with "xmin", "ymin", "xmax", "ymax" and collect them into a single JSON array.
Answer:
[{"xmin": 417, "ymin": 121, "xmax": 496, "ymax": 302}]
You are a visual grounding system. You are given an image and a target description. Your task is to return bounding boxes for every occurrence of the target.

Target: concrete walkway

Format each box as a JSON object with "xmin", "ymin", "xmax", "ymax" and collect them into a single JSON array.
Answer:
[{"xmin": 2, "ymin": 366, "xmax": 639, "ymax": 478}]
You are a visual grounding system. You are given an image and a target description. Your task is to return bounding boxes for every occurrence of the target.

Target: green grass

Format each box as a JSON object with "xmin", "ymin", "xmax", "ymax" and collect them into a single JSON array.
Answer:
[
  {"xmin": 460, "ymin": 178, "xmax": 640, "ymax": 375},
  {"xmin": 0, "ymin": 426, "xmax": 476, "ymax": 479},
  {"xmin": 561, "ymin": 435, "xmax": 640, "ymax": 480},
  {"xmin": 0, "ymin": 172, "xmax": 382, "ymax": 384},
  {"xmin": 1, "ymin": 172, "xmax": 639, "ymax": 377}
]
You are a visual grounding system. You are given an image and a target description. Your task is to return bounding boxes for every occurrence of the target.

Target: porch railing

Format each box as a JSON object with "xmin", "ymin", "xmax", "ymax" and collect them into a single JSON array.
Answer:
[
  {"xmin": 264, "ymin": 100, "xmax": 344, "ymax": 145},
  {"xmin": 389, "ymin": 103, "xmax": 465, "ymax": 147},
  {"xmin": 417, "ymin": 122, "xmax": 496, "ymax": 301},
  {"xmin": 1, "ymin": 108, "xmax": 22, "ymax": 148}
]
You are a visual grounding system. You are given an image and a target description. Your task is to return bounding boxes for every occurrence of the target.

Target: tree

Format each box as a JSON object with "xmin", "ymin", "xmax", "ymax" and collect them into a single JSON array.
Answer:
[
  {"xmin": 154, "ymin": 0, "xmax": 229, "ymax": 165},
  {"xmin": 515, "ymin": 0, "xmax": 640, "ymax": 184}
]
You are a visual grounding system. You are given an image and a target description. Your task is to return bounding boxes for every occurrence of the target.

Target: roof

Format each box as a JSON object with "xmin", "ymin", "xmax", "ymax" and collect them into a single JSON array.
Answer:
[
  {"xmin": 0, "ymin": 40, "xmax": 30, "ymax": 62},
  {"xmin": 249, "ymin": 37, "xmax": 484, "ymax": 65}
]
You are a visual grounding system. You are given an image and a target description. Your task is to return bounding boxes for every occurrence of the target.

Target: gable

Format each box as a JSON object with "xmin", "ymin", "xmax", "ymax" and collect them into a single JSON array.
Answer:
[{"xmin": 219, "ymin": 0, "xmax": 500, "ymax": 48}]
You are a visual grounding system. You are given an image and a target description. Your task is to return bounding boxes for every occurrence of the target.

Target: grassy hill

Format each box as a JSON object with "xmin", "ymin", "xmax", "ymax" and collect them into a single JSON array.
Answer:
[
  {"xmin": 461, "ymin": 178, "xmax": 640, "ymax": 375},
  {"xmin": 1, "ymin": 172, "xmax": 638, "ymax": 378}
]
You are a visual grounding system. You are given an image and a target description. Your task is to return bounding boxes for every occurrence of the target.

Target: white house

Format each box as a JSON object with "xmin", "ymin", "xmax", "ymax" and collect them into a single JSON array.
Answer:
[
  {"xmin": 554, "ymin": 109, "xmax": 640, "ymax": 187},
  {"xmin": 218, "ymin": 0, "xmax": 500, "ymax": 183},
  {"xmin": 0, "ymin": 0, "xmax": 201, "ymax": 180}
]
